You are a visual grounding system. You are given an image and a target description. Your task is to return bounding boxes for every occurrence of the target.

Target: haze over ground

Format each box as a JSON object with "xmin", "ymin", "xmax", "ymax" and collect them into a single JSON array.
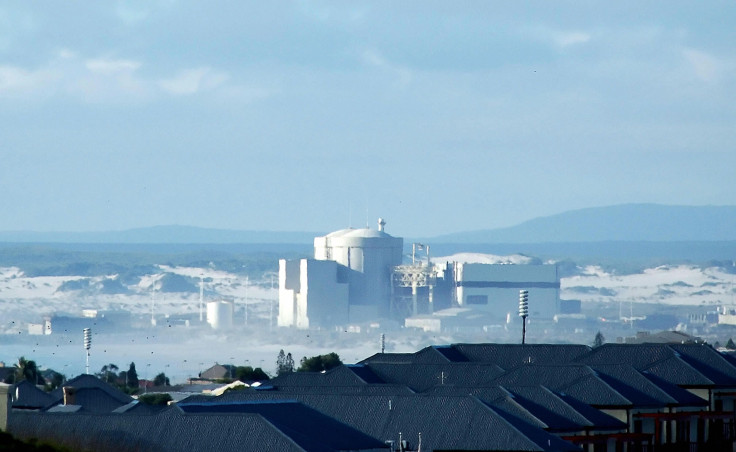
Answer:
[{"xmin": 1, "ymin": 2, "xmax": 735, "ymax": 237}]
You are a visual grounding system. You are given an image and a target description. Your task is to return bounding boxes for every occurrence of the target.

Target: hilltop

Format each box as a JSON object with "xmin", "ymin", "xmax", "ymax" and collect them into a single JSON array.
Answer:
[{"xmin": 430, "ymin": 204, "xmax": 736, "ymax": 243}]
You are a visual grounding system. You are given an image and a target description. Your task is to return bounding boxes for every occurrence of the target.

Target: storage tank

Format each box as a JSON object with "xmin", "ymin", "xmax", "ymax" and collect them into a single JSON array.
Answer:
[
  {"xmin": 206, "ymin": 300, "xmax": 234, "ymax": 330},
  {"xmin": 314, "ymin": 218, "xmax": 403, "ymax": 312}
]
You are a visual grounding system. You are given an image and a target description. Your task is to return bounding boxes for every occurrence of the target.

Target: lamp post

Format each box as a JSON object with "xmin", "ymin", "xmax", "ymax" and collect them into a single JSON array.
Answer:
[{"xmin": 518, "ymin": 290, "xmax": 529, "ymax": 345}]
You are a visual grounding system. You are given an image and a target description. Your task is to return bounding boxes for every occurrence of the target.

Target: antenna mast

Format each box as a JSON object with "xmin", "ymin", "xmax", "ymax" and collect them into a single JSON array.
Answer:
[
  {"xmin": 83, "ymin": 328, "xmax": 91, "ymax": 375},
  {"xmin": 270, "ymin": 273, "xmax": 274, "ymax": 331},
  {"xmin": 519, "ymin": 290, "xmax": 529, "ymax": 345}
]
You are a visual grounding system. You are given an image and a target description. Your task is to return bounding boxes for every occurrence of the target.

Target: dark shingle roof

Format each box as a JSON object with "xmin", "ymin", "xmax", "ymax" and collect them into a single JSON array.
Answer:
[
  {"xmin": 553, "ymin": 391, "xmax": 630, "ymax": 430},
  {"xmin": 504, "ymin": 386, "xmax": 603, "ymax": 431},
  {"xmin": 488, "ymin": 404, "xmax": 585, "ymax": 451},
  {"xmin": 11, "ymin": 380, "xmax": 54, "ymax": 409},
  {"xmin": 358, "ymin": 352, "xmax": 417, "ymax": 364},
  {"xmin": 488, "ymin": 364, "xmax": 632, "ymax": 408},
  {"xmin": 641, "ymin": 356, "xmax": 713, "ymax": 386},
  {"xmin": 270, "ymin": 365, "xmax": 379, "ymax": 387},
  {"xmin": 576, "ymin": 344, "xmax": 720, "ymax": 387},
  {"xmin": 590, "ymin": 365, "xmax": 678, "ymax": 407},
  {"xmin": 432, "ymin": 345, "xmax": 470, "ymax": 362},
  {"xmin": 669, "ymin": 343, "xmax": 736, "ymax": 386},
  {"xmin": 184, "ymin": 390, "xmax": 579, "ymax": 451},
  {"xmin": 359, "ymin": 345, "xmax": 455, "ymax": 365},
  {"xmin": 274, "ymin": 384, "xmax": 415, "ymax": 396},
  {"xmin": 365, "ymin": 362, "xmax": 505, "ymax": 392},
  {"xmin": 425, "ymin": 384, "xmax": 626, "ymax": 433},
  {"xmin": 49, "ymin": 374, "xmax": 133, "ymax": 405},
  {"xmin": 344, "ymin": 364, "xmax": 386, "ymax": 384},
  {"xmin": 46, "ymin": 387, "xmax": 133, "ymax": 413},
  {"xmin": 178, "ymin": 400, "xmax": 388, "ymax": 451},
  {"xmin": 10, "ymin": 409, "xmax": 318, "ymax": 452},
  {"xmin": 452, "ymin": 344, "xmax": 592, "ymax": 369},
  {"xmin": 577, "ymin": 344, "xmax": 674, "ymax": 367},
  {"xmin": 639, "ymin": 371, "xmax": 709, "ymax": 407}
]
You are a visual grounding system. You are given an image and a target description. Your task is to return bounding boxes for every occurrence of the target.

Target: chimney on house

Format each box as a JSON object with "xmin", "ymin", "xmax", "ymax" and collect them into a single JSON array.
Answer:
[
  {"xmin": 0, "ymin": 383, "xmax": 10, "ymax": 432},
  {"xmin": 62, "ymin": 387, "xmax": 76, "ymax": 406}
]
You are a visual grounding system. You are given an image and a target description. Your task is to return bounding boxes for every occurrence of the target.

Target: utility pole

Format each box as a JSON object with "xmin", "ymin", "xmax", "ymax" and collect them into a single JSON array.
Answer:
[
  {"xmin": 199, "ymin": 274, "xmax": 204, "ymax": 322},
  {"xmin": 519, "ymin": 290, "xmax": 529, "ymax": 345},
  {"xmin": 270, "ymin": 273, "xmax": 274, "ymax": 331}
]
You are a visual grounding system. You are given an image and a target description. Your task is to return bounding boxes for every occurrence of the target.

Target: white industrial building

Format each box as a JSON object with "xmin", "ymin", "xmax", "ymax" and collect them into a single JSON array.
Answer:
[
  {"xmin": 206, "ymin": 300, "xmax": 234, "ymax": 330},
  {"xmin": 278, "ymin": 219, "xmax": 403, "ymax": 329},
  {"xmin": 453, "ymin": 262, "xmax": 559, "ymax": 320},
  {"xmin": 278, "ymin": 219, "xmax": 560, "ymax": 330}
]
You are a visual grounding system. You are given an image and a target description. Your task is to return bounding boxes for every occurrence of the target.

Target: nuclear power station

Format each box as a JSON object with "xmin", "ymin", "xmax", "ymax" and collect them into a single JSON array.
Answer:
[{"xmin": 278, "ymin": 219, "xmax": 560, "ymax": 329}]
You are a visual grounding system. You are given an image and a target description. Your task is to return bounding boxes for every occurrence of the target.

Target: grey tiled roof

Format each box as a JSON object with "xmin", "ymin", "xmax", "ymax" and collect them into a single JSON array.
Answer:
[
  {"xmin": 270, "ymin": 365, "xmax": 380, "ymax": 387},
  {"xmin": 359, "ymin": 345, "xmax": 454, "ymax": 365},
  {"xmin": 504, "ymin": 386, "xmax": 605, "ymax": 431},
  {"xmin": 47, "ymin": 387, "xmax": 132, "ymax": 413},
  {"xmin": 358, "ymin": 352, "xmax": 418, "ymax": 364},
  {"xmin": 10, "ymin": 409, "xmax": 341, "ymax": 452},
  {"xmin": 202, "ymin": 391, "xmax": 578, "ymax": 451},
  {"xmin": 365, "ymin": 362, "xmax": 505, "ymax": 392},
  {"xmin": 577, "ymin": 344, "xmax": 674, "ymax": 367},
  {"xmin": 590, "ymin": 364, "xmax": 678, "ymax": 407},
  {"xmin": 452, "ymin": 343, "xmax": 592, "ymax": 368},
  {"xmin": 178, "ymin": 400, "xmax": 388, "ymax": 451},
  {"xmin": 49, "ymin": 374, "xmax": 133, "ymax": 405},
  {"xmin": 669, "ymin": 343, "xmax": 736, "ymax": 386},
  {"xmin": 488, "ymin": 404, "xmax": 585, "ymax": 451},
  {"xmin": 274, "ymin": 384, "xmax": 415, "ymax": 396},
  {"xmin": 639, "ymin": 371, "xmax": 708, "ymax": 407},
  {"xmin": 552, "ymin": 391, "xmax": 630, "ymax": 430},
  {"xmin": 576, "ymin": 344, "xmax": 724, "ymax": 387},
  {"xmin": 487, "ymin": 364, "xmax": 633, "ymax": 408},
  {"xmin": 432, "ymin": 344, "xmax": 470, "ymax": 362},
  {"xmin": 345, "ymin": 364, "xmax": 386, "ymax": 383},
  {"xmin": 183, "ymin": 387, "xmax": 582, "ymax": 451},
  {"xmin": 11, "ymin": 380, "xmax": 54, "ymax": 409},
  {"xmin": 425, "ymin": 384, "xmax": 626, "ymax": 433},
  {"xmin": 641, "ymin": 356, "xmax": 713, "ymax": 386}
]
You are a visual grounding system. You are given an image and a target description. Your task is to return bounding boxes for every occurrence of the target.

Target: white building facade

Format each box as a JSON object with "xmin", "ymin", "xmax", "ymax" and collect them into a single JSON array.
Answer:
[
  {"xmin": 278, "ymin": 219, "xmax": 403, "ymax": 329},
  {"xmin": 454, "ymin": 263, "xmax": 559, "ymax": 320}
]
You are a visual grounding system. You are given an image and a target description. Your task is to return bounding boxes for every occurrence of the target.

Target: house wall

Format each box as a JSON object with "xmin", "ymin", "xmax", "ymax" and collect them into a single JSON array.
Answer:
[{"xmin": 0, "ymin": 384, "xmax": 9, "ymax": 432}]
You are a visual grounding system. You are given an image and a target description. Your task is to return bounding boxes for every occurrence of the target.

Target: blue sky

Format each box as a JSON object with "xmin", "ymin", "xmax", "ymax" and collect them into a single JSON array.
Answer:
[{"xmin": 1, "ymin": 1, "xmax": 734, "ymax": 237}]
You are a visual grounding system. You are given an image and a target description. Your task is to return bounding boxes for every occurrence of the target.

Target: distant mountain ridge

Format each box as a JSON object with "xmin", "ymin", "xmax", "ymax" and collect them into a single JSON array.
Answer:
[
  {"xmin": 1, "ymin": 204, "xmax": 734, "ymax": 244},
  {"xmin": 430, "ymin": 204, "xmax": 736, "ymax": 243}
]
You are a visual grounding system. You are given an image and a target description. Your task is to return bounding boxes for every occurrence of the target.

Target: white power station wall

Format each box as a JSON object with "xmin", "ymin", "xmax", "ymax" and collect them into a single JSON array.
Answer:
[
  {"xmin": 278, "ymin": 220, "xmax": 402, "ymax": 328},
  {"xmin": 278, "ymin": 258, "xmax": 349, "ymax": 329},
  {"xmin": 314, "ymin": 226, "xmax": 402, "ymax": 310},
  {"xmin": 455, "ymin": 263, "xmax": 559, "ymax": 319}
]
